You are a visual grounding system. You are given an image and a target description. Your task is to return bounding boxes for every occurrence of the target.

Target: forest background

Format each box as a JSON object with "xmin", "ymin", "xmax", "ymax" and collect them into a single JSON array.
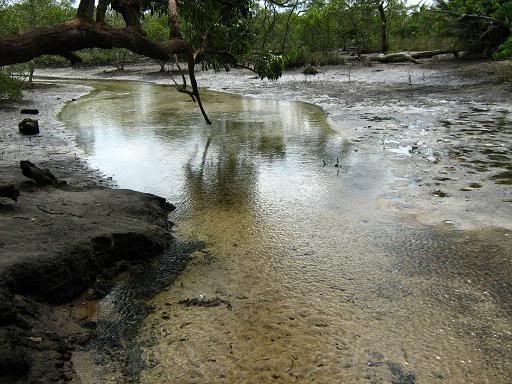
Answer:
[{"xmin": 1, "ymin": 0, "xmax": 511, "ymax": 99}]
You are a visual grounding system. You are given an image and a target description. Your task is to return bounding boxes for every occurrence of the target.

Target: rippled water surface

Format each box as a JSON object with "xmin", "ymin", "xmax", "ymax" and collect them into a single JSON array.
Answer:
[{"xmin": 60, "ymin": 81, "xmax": 512, "ymax": 383}]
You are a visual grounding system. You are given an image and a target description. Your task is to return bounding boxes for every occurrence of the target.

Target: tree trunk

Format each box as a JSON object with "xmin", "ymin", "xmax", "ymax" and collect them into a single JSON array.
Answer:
[
  {"xmin": 378, "ymin": 2, "xmax": 388, "ymax": 54},
  {"xmin": 28, "ymin": 61, "xmax": 35, "ymax": 85},
  {"xmin": 168, "ymin": 0, "xmax": 180, "ymax": 39}
]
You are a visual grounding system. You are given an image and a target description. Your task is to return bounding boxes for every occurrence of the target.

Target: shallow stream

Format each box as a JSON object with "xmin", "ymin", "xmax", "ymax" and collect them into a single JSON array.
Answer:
[{"xmin": 60, "ymin": 80, "xmax": 512, "ymax": 383}]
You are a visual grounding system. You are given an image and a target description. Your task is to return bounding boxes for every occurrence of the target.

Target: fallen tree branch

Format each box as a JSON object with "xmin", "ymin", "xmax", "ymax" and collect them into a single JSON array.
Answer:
[
  {"xmin": 37, "ymin": 205, "xmax": 84, "ymax": 218},
  {"xmin": 194, "ymin": 48, "xmax": 260, "ymax": 76},
  {"xmin": 430, "ymin": 9, "xmax": 505, "ymax": 26},
  {"xmin": 161, "ymin": 39, "xmax": 211, "ymax": 124},
  {"xmin": 409, "ymin": 49, "xmax": 460, "ymax": 59},
  {"xmin": 371, "ymin": 53, "xmax": 422, "ymax": 64},
  {"xmin": 367, "ymin": 49, "xmax": 461, "ymax": 64}
]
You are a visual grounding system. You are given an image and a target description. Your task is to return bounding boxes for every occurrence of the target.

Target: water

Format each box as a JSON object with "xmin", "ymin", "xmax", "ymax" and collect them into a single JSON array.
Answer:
[{"xmin": 60, "ymin": 81, "xmax": 512, "ymax": 383}]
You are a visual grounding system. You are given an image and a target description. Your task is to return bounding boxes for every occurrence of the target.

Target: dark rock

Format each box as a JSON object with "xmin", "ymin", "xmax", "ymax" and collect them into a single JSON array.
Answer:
[
  {"xmin": 20, "ymin": 109, "xmax": 39, "ymax": 115},
  {"xmin": 15, "ymin": 314, "xmax": 35, "ymax": 329},
  {"xmin": 0, "ymin": 328, "xmax": 32, "ymax": 379},
  {"xmin": 20, "ymin": 160, "xmax": 62, "ymax": 186},
  {"xmin": 432, "ymin": 189, "xmax": 448, "ymax": 197},
  {"xmin": 0, "ymin": 343, "xmax": 30, "ymax": 378},
  {"xmin": 0, "ymin": 289, "xmax": 16, "ymax": 326},
  {"xmin": 18, "ymin": 118, "xmax": 40, "ymax": 135},
  {"xmin": 67, "ymin": 333, "xmax": 91, "ymax": 346},
  {"xmin": 0, "ymin": 184, "xmax": 20, "ymax": 202},
  {"xmin": 79, "ymin": 320, "xmax": 97, "ymax": 330}
]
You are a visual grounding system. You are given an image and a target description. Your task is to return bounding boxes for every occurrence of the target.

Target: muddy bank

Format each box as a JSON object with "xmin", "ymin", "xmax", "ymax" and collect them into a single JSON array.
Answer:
[{"xmin": 0, "ymin": 84, "xmax": 175, "ymax": 383}]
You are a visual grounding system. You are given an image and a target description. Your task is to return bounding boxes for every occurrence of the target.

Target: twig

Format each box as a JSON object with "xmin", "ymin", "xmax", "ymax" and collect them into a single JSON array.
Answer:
[{"xmin": 37, "ymin": 205, "xmax": 84, "ymax": 218}]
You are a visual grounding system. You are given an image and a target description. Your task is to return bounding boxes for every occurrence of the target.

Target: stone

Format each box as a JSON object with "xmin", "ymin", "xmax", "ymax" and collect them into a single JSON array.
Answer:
[
  {"xmin": 18, "ymin": 118, "xmax": 39, "ymax": 135},
  {"xmin": 0, "ymin": 289, "xmax": 16, "ymax": 326},
  {"xmin": 20, "ymin": 109, "xmax": 39, "ymax": 115},
  {"xmin": 0, "ymin": 184, "xmax": 20, "ymax": 202}
]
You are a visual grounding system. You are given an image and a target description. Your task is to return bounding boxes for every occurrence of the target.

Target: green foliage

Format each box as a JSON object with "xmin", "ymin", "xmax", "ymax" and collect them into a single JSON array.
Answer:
[
  {"xmin": 494, "ymin": 36, "xmax": 512, "ymax": 59},
  {"xmin": 251, "ymin": 0, "xmax": 460, "ymax": 69},
  {"xmin": 303, "ymin": 65, "xmax": 319, "ymax": 75},
  {"xmin": 0, "ymin": 0, "xmax": 74, "ymax": 35},
  {"xmin": 436, "ymin": 0, "xmax": 512, "ymax": 54},
  {"xmin": 143, "ymin": 13, "xmax": 168, "ymax": 42},
  {"xmin": 0, "ymin": 67, "xmax": 23, "ymax": 100},
  {"xmin": 254, "ymin": 53, "xmax": 285, "ymax": 80},
  {"xmin": 178, "ymin": 0, "xmax": 254, "ymax": 60}
]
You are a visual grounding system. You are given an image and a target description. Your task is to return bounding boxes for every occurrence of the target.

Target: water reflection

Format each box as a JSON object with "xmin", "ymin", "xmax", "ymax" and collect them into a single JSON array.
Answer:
[{"xmin": 60, "ymin": 81, "xmax": 350, "ymax": 218}]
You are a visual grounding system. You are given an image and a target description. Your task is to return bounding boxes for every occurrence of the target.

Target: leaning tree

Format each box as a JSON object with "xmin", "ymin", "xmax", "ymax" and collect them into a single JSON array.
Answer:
[{"xmin": 0, "ymin": 0, "xmax": 293, "ymax": 123}]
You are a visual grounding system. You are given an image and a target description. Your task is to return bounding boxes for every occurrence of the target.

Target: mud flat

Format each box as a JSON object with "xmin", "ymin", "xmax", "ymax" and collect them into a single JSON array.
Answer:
[{"xmin": 0, "ymin": 83, "xmax": 175, "ymax": 383}]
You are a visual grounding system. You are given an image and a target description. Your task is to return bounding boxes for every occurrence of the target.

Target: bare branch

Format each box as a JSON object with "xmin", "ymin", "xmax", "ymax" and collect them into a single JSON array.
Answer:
[
  {"xmin": 430, "ymin": 9, "xmax": 505, "ymax": 26},
  {"xmin": 160, "ymin": 39, "xmax": 212, "ymax": 125}
]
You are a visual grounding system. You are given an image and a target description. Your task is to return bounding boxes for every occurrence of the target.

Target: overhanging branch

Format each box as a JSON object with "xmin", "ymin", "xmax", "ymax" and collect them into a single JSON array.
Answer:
[
  {"xmin": 0, "ymin": 19, "xmax": 211, "ymax": 125},
  {"xmin": 0, "ymin": 19, "xmax": 169, "ymax": 66}
]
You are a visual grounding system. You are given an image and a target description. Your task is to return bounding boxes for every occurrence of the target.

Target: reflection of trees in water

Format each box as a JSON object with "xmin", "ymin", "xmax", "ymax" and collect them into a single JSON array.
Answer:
[
  {"xmin": 183, "ymin": 135, "xmax": 258, "ymax": 210},
  {"xmin": 257, "ymin": 134, "xmax": 286, "ymax": 159},
  {"xmin": 65, "ymin": 81, "xmax": 354, "ymax": 210}
]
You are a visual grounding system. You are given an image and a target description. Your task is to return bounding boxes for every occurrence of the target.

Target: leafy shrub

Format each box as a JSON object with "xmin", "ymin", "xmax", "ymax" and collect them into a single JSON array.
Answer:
[
  {"xmin": 254, "ymin": 53, "xmax": 285, "ymax": 81},
  {"xmin": 285, "ymin": 49, "xmax": 345, "ymax": 68},
  {"xmin": 494, "ymin": 36, "xmax": 512, "ymax": 60},
  {"xmin": 303, "ymin": 65, "xmax": 319, "ymax": 75},
  {"xmin": 0, "ymin": 68, "xmax": 23, "ymax": 100},
  {"xmin": 285, "ymin": 47, "xmax": 309, "ymax": 68},
  {"xmin": 308, "ymin": 52, "xmax": 345, "ymax": 66}
]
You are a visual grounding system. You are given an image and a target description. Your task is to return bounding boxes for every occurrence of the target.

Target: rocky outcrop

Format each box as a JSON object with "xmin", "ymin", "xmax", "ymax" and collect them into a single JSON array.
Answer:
[{"xmin": 0, "ymin": 179, "xmax": 175, "ymax": 383}]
